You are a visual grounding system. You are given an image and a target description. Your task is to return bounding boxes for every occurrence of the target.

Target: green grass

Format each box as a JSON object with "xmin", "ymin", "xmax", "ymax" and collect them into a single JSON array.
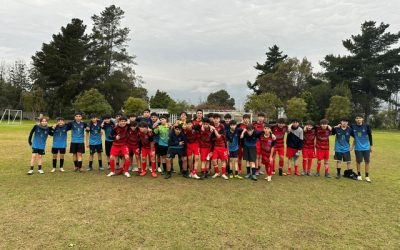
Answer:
[{"xmin": 0, "ymin": 122, "xmax": 399, "ymax": 249}]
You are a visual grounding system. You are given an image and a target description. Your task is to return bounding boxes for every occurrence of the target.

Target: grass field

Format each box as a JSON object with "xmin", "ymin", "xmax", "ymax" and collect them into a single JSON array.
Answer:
[{"xmin": 0, "ymin": 122, "xmax": 399, "ymax": 249}]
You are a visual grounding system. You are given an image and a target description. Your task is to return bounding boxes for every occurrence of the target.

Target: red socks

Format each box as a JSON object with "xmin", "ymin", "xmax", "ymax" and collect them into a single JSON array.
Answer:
[
  {"xmin": 124, "ymin": 160, "xmax": 130, "ymax": 173},
  {"xmin": 317, "ymin": 162, "xmax": 321, "ymax": 172},
  {"xmin": 324, "ymin": 163, "xmax": 329, "ymax": 174},
  {"xmin": 302, "ymin": 159, "xmax": 307, "ymax": 172},
  {"xmin": 110, "ymin": 159, "xmax": 115, "ymax": 172},
  {"xmin": 141, "ymin": 161, "xmax": 147, "ymax": 172},
  {"xmin": 214, "ymin": 166, "xmax": 219, "ymax": 173},
  {"xmin": 307, "ymin": 159, "xmax": 312, "ymax": 172},
  {"xmin": 151, "ymin": 162, "xmax": 156, "ymax": 172},
  {"xmin": 221, "ymin": 166, "xmax": 226, "ymax": 174}
]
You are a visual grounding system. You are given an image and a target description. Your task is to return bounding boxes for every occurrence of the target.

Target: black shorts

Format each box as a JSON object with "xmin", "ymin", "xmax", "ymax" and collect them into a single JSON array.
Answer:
[
  {"xmin": 167, "ymin": 148, "xmax": 186, "ymax": 158},
  {"xmin": 243, "ymin": 146, "xmax": 257, "ymax": 162},
  {"xmin": 52, "ymin": 148, "xmax": 66, "ymax": 154},
  {"xmin": 355, "ymin": 150, "xmax": 370, "ymax": 164},
  {"xmin": 157, "ymin": 145, "xmax": 168, "ymax": 156},
  {"xmin": 334, "ymin": 151, "xmax": 351, "ymax": 162},
  {"xmin": 229, "ymin": 150, "xmax": 238, "ymax": 158},
  {"xmin": 105, "ymin": 141, "xmax": 113, "ymax": 156},
  {"xmin": 70, "ymin": 143, "xmax": 85, "ymax": 154},
  {"xmin": 89, "ymin": 144, "xmax": 103, "ymax": 154},
  {"xmin": 32, "ymin": 148, "xmax": 45, "ymax": 155}
]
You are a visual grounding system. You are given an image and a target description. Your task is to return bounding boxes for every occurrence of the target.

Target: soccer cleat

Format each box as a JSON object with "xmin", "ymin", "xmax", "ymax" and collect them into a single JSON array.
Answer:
[
  {"xmin": 336, "ymin": 174, "xmax": 341, "ymax": 179},
  {"xmin": 140, "ymin": 171, "xmax": 147, "ymax": 176},
  {"xmin": 189, "ymin": 172, "xmax": 193, "ymax": 178},
  {"xmin": 74, "ymin": 167, "xmax": 78, "ymax": 172},
  {"xmin": 307, "ymin": 171, "xmax": 312, "ymax": 176},
  {"xmin": 99, "ymin": 167, "xmax": 104, "ymax": 171},
  {"xmin": 234, "ymin": 174, "xmax": 243, "ymax": 180},
  {"xmin": 124, "ymin": 172, "xmax": 131, "ymax": 178},
  {"xmin": 245, "ymin": 173, "xmax": 252, "ymax": 179},
  {"xmin": 221, "ymin": 174, "xmax": 229, "ymax": 180},
  {"xmin": 157, "ymin": 167, "xmax": 162, "ymax": 173},
  {"xmin": 229, "ymin": 174, "xmax": 234, "ymax": 179},
  {"xmin": 265, "ymin": 176, "xmax": 272, "ymax": 182},
  {"xmin": 117, "ymin": 168, "xmax": 124, "ymax": 175},
  {"xmin": 251, "ymin": 175, "xmax": 258, "ymax": 181},
  {"xmin": 202, "ymin": 172, "xmax": 208, "ymax": 179},
  {"xmin": 133, "ymin": 167, "xmax": 138, "ymax": 172},
  {"xmin": 365, "ymin": 177, "xmax": 371, "ymax": 183},
  {"xmin": 315, "ymin": 172, "xmax": 320, "ymax": 177},
  {"xmin": 60, "ymin": 168, "xmax": 65, "ymax": 172},
  {"xmin": 87, "ymin": 167, "xmax": 93, "ymax": 171},
  {"xmin": 272, "ymin": 171, "xmax": 276, "ymax": 175},
  {"xmin": 259, "ymin": 171, "xmax": 265, "ymax": 175},
  {"xmin": 325, "ymin": 173, "xmax": 332, "ymax": 178},
  {"xmin": 192, "ymin": 173, "xmax": 201, "ymax": 180},
  {"xmin": 27, "ymin": 169, "xmax": 34, "ymax": 175},
  {"xmin": 301, "ymin": 171, "xmax": 306, "ymax": 176},
  {"xmin": 164, "ymin": 173, "xmax": 172, "ymax": 179},
  {"xmin": 357, "ymin": 176, "xmax": 362, "ymax": 181},
  {"xmin": 287, "ymin": 169, "xmax": 292, "ymax": 175},
  {"xmin": 107, "ymin": 172, "xmax": 115, "ymax": 177},
  {"xmin": 255, "ymin": 170, "xmax": 260, "ymax": 176},
  {"xmin": 38, "ymin": 169, "xmax": 44, "ymax": 174},
  {"xmin": 295, "ymin": 171, "xmax": 301, "ymax": 176},
  {"xmin": 212, "ymin": 173, "xmax": 220, "ymax": 179},
  {"xmin": 51, "ymin": 168, "xmax": 56, "ymax": 173},
  {"xmin": 151, "ymin": 172, "xmax": 158, "ymax": 178}
]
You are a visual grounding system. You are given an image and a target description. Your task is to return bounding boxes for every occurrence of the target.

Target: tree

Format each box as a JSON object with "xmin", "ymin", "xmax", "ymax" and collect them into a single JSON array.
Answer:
[
  {"xmin": 8, "ymin": 60, "xmax": 31, "ymax": 91},
  {"xmin": 22, "ymin": 87, "xmax": 46, "ymax": 119},
  {"xmin": 321, "ymin": 21, "xmax": 400, "ymax": 120},
  {"xmin": 285, "ymin": 97, "xmax": 308, "ymax": 121},
  {"xmin": 73, "ymin": 88, "xmax": 113, "ymax": 115},
  {"xmin": 244, "ymin": 92, "xmax": 283, "ymax": 120},
  {"xmin": 309, "ymin": 82, "xmax": 332, "ymax": 119},
  {"xmin": 168, "ymin": 100, "xmax": 189, "ymax": 115},
  {"xmin": 248, "ymin": 44, "xmax": 287, "ymax": 94},
  {"xmin": 332, "ymin": 83, "xmax": 352, "ymax": 100},
  {"xmin": 124, "ymin": 97, "xmax": 148, "ymax": 115},
  {"xmin": 325, "ymin": 96, "xmax": 352, "ymax": 124},
  {"xmin": 90, "ymin": 5, "xmax": 135, "ymax": 78},
  {"xmin": 206, "ymin": 89, "xmax": 235, "ymax": 109},
  {"xmin": 31, "ymin": 18, "xmax": 90, "ymax": 117},
  {"xmin": 150, "ymin": 90, "xmax": 174, "ymax": 109},
  {"xmin": 300, "ymin": 91, "xmax": 320, "ymax": 121},
  {"xmin": 253, "ymin": 57, "xmax": 313, "ymax": 101}
]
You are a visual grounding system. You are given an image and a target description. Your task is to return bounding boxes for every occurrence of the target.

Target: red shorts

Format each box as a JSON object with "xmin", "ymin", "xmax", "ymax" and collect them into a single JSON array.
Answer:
[
  {"xmin": 261, "ymin": 153, "xmax": 272, "ymax": 165},
  {"xmin": 110, "ymin": 145, "xmax": 129, "ymax": 157},
  {"xmin": 302, "ymin": 148, "xmax": 315, "ymax": 159},
  {"xmin": 187, "ymin": 143, "xmax": 200, "ymax": 156},
  {"xmin": 200, "ymin": 147, "xmax": 211, "ymax": 161},
  {"xmin": 273, "ymin": 147, "xmax": 285, "ymax": 157},
  {"xmin": 212, "ymin": 147, "xmax": 228, "ymax": 161},
  {"xmin": 286, "ymin": 147, "xmax": 299, "ymax": 159},
  {"xmin": 256, "ymin": 140, "xmax": 261, "ymax": 155},
  {"xmin": 316, "ymin": 149, "xmax": 330, "ymax": 161},
  {"xmin": 141, "ymin": 147, "xmax": 155, "ymax": 158},
  {"xmin": 128, "ymin": 145, "xmax": 140, "ymax": 156}
]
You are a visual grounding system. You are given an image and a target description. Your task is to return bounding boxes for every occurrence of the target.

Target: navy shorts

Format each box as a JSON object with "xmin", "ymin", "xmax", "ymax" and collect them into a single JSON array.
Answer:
[
  {"xmin": 355, "ymin": 150, "xmax": 370, "ymax": 164},
  {"xmin": 167, "ymin": 148, "xmax": 186, "ymax": 158},
  {"xmin": 90, "ymin": 144, "xmax": 103, "ymax": 154},
  {"xmin": 105, "ymin": 141, "xmax": 113, "ymax": 156},
  {"xmin": 32, "ymin": 148, "xmax": 45, "ymax": 155},
  {"xmin": 334, "ymin": 151, "xmax": 351, "ymax": 162},
  {"xmin": 52, "ymin": 148, "xmax": 66, "ymax": 154},
  {"xmin": 229, "ymin": 150, "xmax": 238, "ymax": 158},
  {"xmin": 243, "ymin": 146, "xmax": 257, "ymax": 162},
  {"xmin": 157, "ymin": 145, "xmax": 168, "ymax": 156}
]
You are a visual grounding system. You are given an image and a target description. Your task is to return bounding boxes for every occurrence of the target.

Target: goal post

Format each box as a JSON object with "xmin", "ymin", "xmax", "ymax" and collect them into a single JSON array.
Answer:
[{"xmin": 0, "ymin": 109, "xmax": 23, "ymax": 124}]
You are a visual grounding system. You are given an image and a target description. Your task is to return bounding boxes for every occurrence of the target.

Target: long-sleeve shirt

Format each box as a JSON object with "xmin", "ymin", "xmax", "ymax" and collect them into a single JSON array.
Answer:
[
  {"xmin": 29, "ymin": 125, "xmax": 51, "ymax": 150},
  {"xmin": 154, "ymin": 124, "xmax": 170, "ymax": 147},
  {"xmin": 286, "ymin": 126, "xmax": 303, "ymax": 150},
  {"xmin": 350, "ymin": 124, "xmax": 373, "ymax": 151},
  {"xmin": 168, "ymin": 131, "xmax": 187, "ymax": 149}
]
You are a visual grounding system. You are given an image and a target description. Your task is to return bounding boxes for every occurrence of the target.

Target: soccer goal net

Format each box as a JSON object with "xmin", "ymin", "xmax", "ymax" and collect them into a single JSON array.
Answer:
[{"xmin": 0, "ymin": 109, "xmax": 23, "ymax": 124}]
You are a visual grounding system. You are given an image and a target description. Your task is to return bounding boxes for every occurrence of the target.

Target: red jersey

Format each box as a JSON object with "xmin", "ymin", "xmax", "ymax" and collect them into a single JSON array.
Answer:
[
  {"xmin": 259, "ymin": 134, "xmax": 275, "ymax": 155},
  {"xmin": 303, "ymin": 128, "xmax": 316, "ymax": 150},
  {"xmin": 185, "ymin": 129, "xmax": 199, "ymax": 144},
  {"xmin": 253, "ymin": 121, "xmax": 266, "ymax": 132},
  {"xmin": 139, "ymin": 131, "xmax": 154, "ymax": 149},
  {"xmin": 110, "ymin": 125, "xmax": 129, "ymax": 147},
  {"xmin": 192, "ymin": 119, "xmax": 202, "ymax": 126},
  {"xmin": 213, "ymin": 123, "xmax": 227, "ymax": 148},
  {"xmin": 199, "ymin": 129, "xmax": 212, "ymax": 148},
  {"xmin": 127, "ymin": 128, "xmax": 140, "ymax": 148},
  {"xmin": 316, "ymin": 126, "xmax": 331, "ymax": 150},
  {"xmin": 238, "ymin": 123, "xmax": 249, "ymax": 130},
  {"xmin": 272, "ymin": 125, "xmax": 287, "ymax": 148}
]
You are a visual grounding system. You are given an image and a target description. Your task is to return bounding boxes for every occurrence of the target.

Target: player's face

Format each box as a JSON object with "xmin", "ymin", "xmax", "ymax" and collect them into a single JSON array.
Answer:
[
  {"xmin": 264, "ymin": 127, "xmax": 271, "ymax": 134},
  {"xmin": 247, "ymin": 129, "xmax": 254, "ymax": 135},
  {"xmin": 180, "ymin": 113, "xmax": 187, "ymax": 120},
  {"xmin": 151, "ymin": 116, "xmax": 158, "ymax": 122},
  {"xmin": 278, "ymin": 123, "xmax": 285, "ymax": 128},
  {"xmin": 321, "ymin": 124, "xmax": 328, "ymax": 129},
  {"xmin": 214, "ymin": 117, "xmax": 220, "ymax": 124},
  {"xmin": 230, "ymin": 124, "xmax": 237, "ymax": 130},
  {"xmin": 118, "ymin": 120, "xmax": 127, "ymax": 127},
  {"xmin": 129, "ymin": 117, "xmax": 136, "ymax": 122},
  {"xmin": 91, "ymin": 117, "xmax": 97, "ymax": 123},
  {"xmin": 174, "ymin": 127, "xmax": 182, "ymax": 134},
  {"xmin": 160, "ymin": 118, "xmax": 167, "ymax": 124},
  {"xmin": 115, "ymin": 115, "xmax": 121, "ymax": 121},
  {"xmin": 104, "ymin": 118, "xmax": 111, "ymax": 123},
  {"xmin": 196, "ymin": 111, "xmax": 203, "ymax": 119},
  {"xmin": 306, "ymin": 125, "xmax": 313, "ymax": 130},
  {"xmin": 75, "ymin": 115, "xmax": 82, "ymax": 122},
  {"xmin": 243, "ymin": 118, "xmax": 250, "ymax": 124},
  {"xmin": 340, "ymin": 121, "xmax": 348, "ymax": 127},
  {"xmin": 40, "ymin": 119, "xmax": 48, "ymax": 126},
  {"xmin": 203, "ymin": 123, "xmax": 210, "ymax": 130},
  {"xmin": 257, "ymin": 116, "xmax": 265, "ymax": 122},
  {"xmin": 143, "ymin": 111, "xmax": 150, "ymax": 118},
  {"xmin": 139, "ymin": 127, "xmax": 148, "ymax": 133},
  {"xmin": 58, "ymin": 120, "xmax": 65, "ymax": 126},
  {"xmin": 225, "ymin": 118, "xmax": 231, "ymax": 123},
  {"xmin": 292, "ymin": 122, "xmax": 299, "ymax": 128},
  {"xmin": 355, "ymin": 117, "xmax": 363, "ymax": 124},
  {"xmin": 186, "ymin": 123, "xmax": 193, "ymax": 129}
]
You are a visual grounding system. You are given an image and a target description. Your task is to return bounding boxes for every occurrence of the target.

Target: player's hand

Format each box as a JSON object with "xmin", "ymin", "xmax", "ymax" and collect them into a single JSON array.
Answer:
[
  {"xmin": 28, "ymin": 142, "xmax": 32, "ymax": 146},
  {"xmin": 370, "ymin": 145, "xmax": 373, "ymax": 153},
  {"xmin": 86, "ymin": 144, "xmax": 89, "ymax": 149},
  {"xmin": 350, "ymin": 146, "xmax": 354, "ymax": 151},
  {"xmin": 116, "ymin": 135, "xmax": 121, "ymax": 140},
  {"xmin": 327, "ymin": 125, "xmax": 332, "ymax": 130},
  {"xmin": 52, "ymin": 125, "xmax": 56, "ymax": 129},
  {"xmin": 269, "ymin": 156, "xmax": 273, "ymax": 162},
  {"xmin": 179, "ymin": 141, "xmax": 184, "ymax": 145}
]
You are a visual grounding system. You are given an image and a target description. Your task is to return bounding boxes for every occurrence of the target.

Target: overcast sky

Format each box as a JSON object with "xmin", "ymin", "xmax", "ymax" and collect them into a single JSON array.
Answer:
[{"xmin": 1, "ymin": 0, "xmax": 400, "ymax": 108}]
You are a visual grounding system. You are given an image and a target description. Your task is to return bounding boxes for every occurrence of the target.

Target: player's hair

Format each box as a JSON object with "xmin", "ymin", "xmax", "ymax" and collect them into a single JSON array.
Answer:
[
  {"xmin": 159, "ymin": 115, "xmax": 168, "ymax": 120},
  {"xmin": 277, "ymin": 118, "xmax": 286, "ymax": 124},
  {"xmin": 143, "ymin": 109, "xmax": 151, "ymax": 113},
  {"xmin": 179, "ymin": 111, "xmax": 188, "ymax": 117},
  {"xmin": 74, "ymin": 111, "xmax": 82, "ymax": 116},
  {"xmin": 196, "ymin": 109, "xmax": 203, "ymax": 113},
  {"xmin": 174, "ymin": 125, "xmax": 183, "ymax": 130},
  {"xmin": 257, "ymin": 113, "xmax": 265, "ymax": 117},
  {"xmin": 129, "ymin": 121, "xmax": 138, "ymax": 127},
  {"xmin": 263, "ymin": 123, "xmax": 271, "ymax": 128},
  {"xmin": 229, "ymin": 120, "xmax": 237, "ymax": 125},
  {"xmin": 206, "ymin": 113, "xmax": 214, "ymax": 118},
  {"xmin": 89, "ymin": 114, "xmax": 97, "ymax": 119},
  {"xmin": 139, "ymin": 122, "xmax": 148, "ymax": 128},
  {"xmin": 202, "ymin": 118, "xmax": 211, "ymax": 124},
  {"xmin": 56, "ymin": 117, "xmax": 64, "ymax": 121},
  {"xmin": 305, "ymin": 120, "xmax": 314, "ymax": 126},
  {"xmin": 39, "ymin": 116, "xmax": 49, "ymax": 122},
  {"xmin": 115, "ymin": 112, "xmax": 123, "ymax": 117},
  {"xmin": 150, "ymin": 112, "xmax": 158, "ymax": 117},
  {"xmin": 355, "ymin": 114, "xmax": 364, "ymax": 119},
  {"xmin": 320, "ymin": 119, "xmax": 329, "ymax": 125},
  {"xmin": 213, "ymin": 113, "xmax": 221, "ymax": 119},
  {"xmin": 103, "ymin": 114, "xmax": 111, "ymax": 119},
  {"xmin": 127, "ymin": 114, "xmax": 136, "ymax": 118},
  {"xmin": 242, "ymin": 114, "xmax": 251, "ymax": 119},
  {"xmin": 291, "ymin": 118, "xmax": 300, "ymax": 123},
  {"xmin": 224, "ymin": 113, "xmax": 232, "ymax": 119},
  {"xmin": 340, "ymin": 117, "xmax": 349, "ymax": 122},
  {"xmin": 119, "ymin": 116, "xmax": 128, "ymax": 121}
]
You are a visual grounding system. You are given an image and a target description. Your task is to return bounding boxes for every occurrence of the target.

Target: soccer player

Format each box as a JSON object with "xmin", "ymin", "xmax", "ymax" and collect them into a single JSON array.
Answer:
[
  {"xmin": 237, "ymin": 114, "xmax": 251, "ymax": 174},
  {"xmin": 350, "ymin": 115, "xmax": 373, "ymax": 182},
  {"xmin": 164, "ymin": 125, "xmax": 187, "ymax": 179},
  {"xmin": 49, "ymin": 117, "xmax": 68, "ymax": 172},
  {"xmin": 259, "ymin": 124, "xmax": 276, "ymax": 181},
  {"xmin": 253, "ymin": 113, "xmax": 267, "ymax": 175},
  {"xmin": 192, "ymin": 109, "xmax": 203, "ymax": 126},
  {"xmin": 210, "ymin": 114, "xmax": 229, "ymax": 180},
  {"xmin": 153, "ymin": 115, "xmax": 170, "ymax": 174},
  {"xmin": 136, "ymin": 109, "xmax": 152, "ymax": 127},
  {"xmin": 271, "ymin": 118, "xmax": 288, "ymax": 176},
  {"xmin": 184, "ymin": 121, "xmax": 201, "ymax": 179},
  {"xmin": 199, "ymin": 118, "xmax": 213, "ymax": 178},
  {"xmin": 332, "ymin": 118, "xmax": 353, "ymax": 179},
  {"xmin": 138, "ymin": 122, "xmax": 157, "ymax": 177},
  {"xmin": 101, "ymin": 114, "xmax": 115, "ymax": 169},
  {"xmin": 85, "ymin": 114, "xmax": 103, "ymax": 171},
  {"xmin": 226, "ymin": 120, "xmax": 243, "ymax": 179},
  {"xmin": 66, "ymin": 112, "xmax": 87, "ymax": 172},
  {"xmin": 127, "ymin": 121, "xmax": 141, "ymax": 174},
  {"xmin": 240, "ymin": 124, "xmax": 263, "ymax": 181},
  {"xmin": 27, "ymin": 116, "xmax": 51, "ymax": 175},
  {"xmin": 302, "ymin": 120, "xmax": 316, "ymax": 176},
  {"xmin": 107, "ymin": 116, "xmax": 131, "ymax": 178},
  {"xmin": 286, "ymin": 119, "xmax": 304, "ymax": 176},
  {"xmin": 150, "ymin": 112, "xmax": 162, "ymax": 173},
  {"xmin": 315, "ymin": 119, "xmax": 332, "ymax": 178}
]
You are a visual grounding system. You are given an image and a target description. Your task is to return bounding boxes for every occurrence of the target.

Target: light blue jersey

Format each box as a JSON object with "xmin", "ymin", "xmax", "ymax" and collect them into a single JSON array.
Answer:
[
  {"xmin": 351, "ymin": 124, "xmax": 372, "ymax": 151},
  {"xmin": 67, "ymin": 121, "xmax": 87, "ymax": 143},
  {"xmin": 52, "ymin": 125, "xmax": 68, "ymax": 148},
  {"xmin": 87, "ymin": 121, "xmax": 102, "ymax": 145},
  {"xmin": 333, "ymin": 127, "xmax": 352, "ymax": 153},
  {"xmin": 30, "ymin": 125, "xmax": 50, "ymax": 150}
]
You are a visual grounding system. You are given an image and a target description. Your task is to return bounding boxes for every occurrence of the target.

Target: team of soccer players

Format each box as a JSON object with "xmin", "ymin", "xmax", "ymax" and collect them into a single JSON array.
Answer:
[{"xmin": 28, "ymin": 110, "xmax": 373, "ymax": 183}]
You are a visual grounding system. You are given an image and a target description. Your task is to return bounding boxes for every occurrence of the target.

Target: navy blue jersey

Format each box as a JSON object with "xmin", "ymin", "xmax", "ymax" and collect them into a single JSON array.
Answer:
[
  {"xmin": 351, "ymin": 124, "xmax": 372, "ymax": 151},
  {"xmin": 332, "ymin": 127, "xmax": 352, "ymax": 153},
  {"xmin": 66, "ymin": 121, "xmax": 87, "ymax": 143},
  {"xmin": 29, "ymin": 125, "xmax": 50, "ymax": 150},
  {"xmin": 136, "ymin": 117, "xmax": 152, "ymax": 127},
  {"xmin": 168, "ymin": 131, "xmax": 187, "ymax": 149},
  {"xmin": 226, "ymin": 128, "xmax": 242, "ymax": 152},
  {"xmin": 102, "ymin": 121, "xmax": 115, "ymax": 142},
  {"xmin": 243, "ymin": 131, "xmax": 263, "ymax": 148},
  {"xmin": 87, "ymin": 121, "xmax": 102, "ymax": 145},
  {"xmin": 51, "ymin": 125, "xmax": 68, "ymax": 148}
]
